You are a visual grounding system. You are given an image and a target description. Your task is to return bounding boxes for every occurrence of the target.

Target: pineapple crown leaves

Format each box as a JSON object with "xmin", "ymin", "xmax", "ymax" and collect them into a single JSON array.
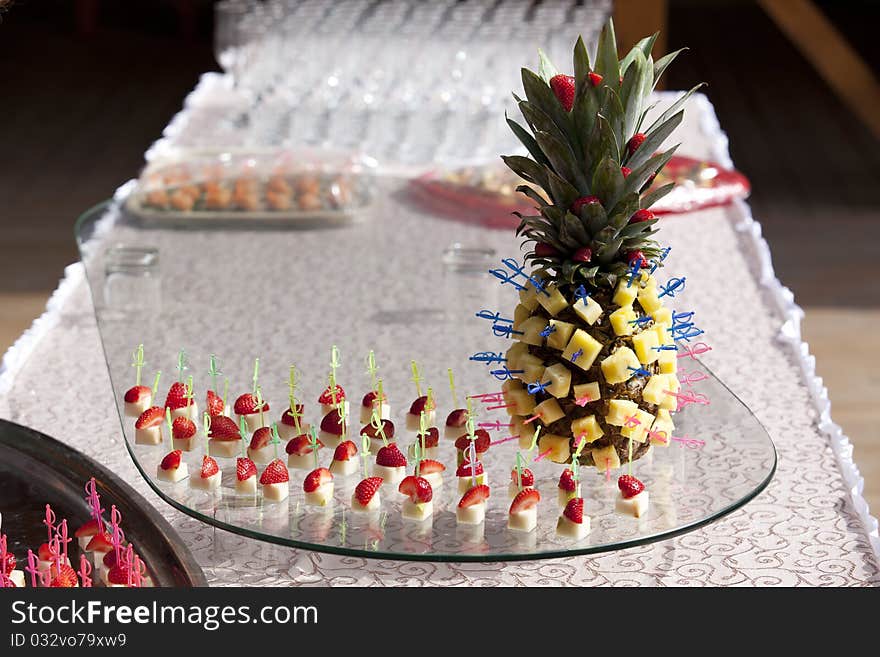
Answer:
[{"xmin": 503, "ymin": 18, "xmax": 704, "ymax": 289}]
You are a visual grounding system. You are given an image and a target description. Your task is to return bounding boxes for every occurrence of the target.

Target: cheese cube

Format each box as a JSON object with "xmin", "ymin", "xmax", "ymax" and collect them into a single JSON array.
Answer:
[
  {"xmin": 609, "ymin": 305, "xmax": 637, "ymax": 336},
  {"xmin": 613, "ymin": 279, "xmax": 638, "ymax": 307},
  {"xmin": 600, "ymin": 347, "xmax": 640, "ymax": 384},
  {"xmin": 543, "ymin": 363, "xmax": 572, "ymax": 398},
  {"xmin": 605, "ymin": 399, "xmax": 639, "ymax": 426},
  {"xmin": 620, "ymin": 408, "xmax": 655, "ymax": 443},
  {"xmin": 572, "ymin": 381, "xmax": 601, "ymax": 404},
  {"xmin": 571, "ymin": 415, "xmax": 604, "ymax": 443},
  {"xmin": 572, "ymin": 295, "xmax": 603, "ymax": 325},
  {"xmin": 632, "ymin": 329, "xmax": 660, "ymax": 364},
  {"xmin": 537, "ymin": 433, "xmax": 571, "ymax": 463},
  {"xmin": 592, "ymin": 445, "xmax": 621, "ymax": 471},
  {"xmin": 534, "ymin": 398, "xmax": 565, "ymax": 424},
  {"xmin": 536, "ymin": 283, "xmax": 569, "ymax": 316},
  {"xmin": 545, "ymin": 320, "xmax": 575, "ymax": 351},
  {"xmin": 519, "ymin": 316, "xmax": 548, "ymax": 346},
  {"xmin": 561, "ymin": 330, "xmax": 603, "ymax": 371}
]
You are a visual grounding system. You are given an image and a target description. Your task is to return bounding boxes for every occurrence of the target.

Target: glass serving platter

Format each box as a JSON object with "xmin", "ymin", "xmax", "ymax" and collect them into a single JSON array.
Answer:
[{"xmin": 75, "ymin": 180, "xmax": 776, "ymax": 562}]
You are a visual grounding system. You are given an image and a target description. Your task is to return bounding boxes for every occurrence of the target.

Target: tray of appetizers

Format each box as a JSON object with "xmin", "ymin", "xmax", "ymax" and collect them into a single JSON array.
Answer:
[
  {"xmin": 408, "ymin": 155, "xmax": 750, "ymax": 228},
  {"xmin": 125, "ymin": 149, "xmax": 375, "ymax": 227},
  {"xmin": 0, "ymin": 419, "xmax": 206, "ymax": 587}
]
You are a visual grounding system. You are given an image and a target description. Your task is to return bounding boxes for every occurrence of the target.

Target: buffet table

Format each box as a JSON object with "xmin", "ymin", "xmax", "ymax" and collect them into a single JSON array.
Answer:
[{"xmin": 1, "ymin": 85, "xmax": 878, "ymax": 585}]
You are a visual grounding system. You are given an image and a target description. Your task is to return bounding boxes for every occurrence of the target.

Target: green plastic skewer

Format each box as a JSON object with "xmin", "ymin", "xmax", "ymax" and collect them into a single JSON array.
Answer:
[
  {"xmin": 308, "ymin": 426, "xmax": 320, "ymax": 470},
  {"xmin": 361, "ymin": 434, "xmax": 371, "ymax": 478},
  {"xmin": 370, "ymin": 409, "xmax": 388, "ymax": 447},
  {"xmin": 208, "ymin": 354, "xmax": 221, "ymax": 393},
  {"xmin": 202, "ymin": 412, "xmax": 211, "ymax": 456},
  {"xmin": 515, "ymin": 452, "xmax": 524, "ymax": 490},
  {"xmin": 152, "ymin": 371, "xmax": 162, "ymax": 398},
  {"xmin": 176, "ymin": 349, "xmax": 187, "ymax": 383},
  {"xmin": 271, "ymin": 423, "xmax": 281, "ymax": 461},
  {"xmin": 410, "ymin": 360, "xmax": 423, "ymax": 398},
  {"xmin": 447, "ymin": 368, "xmax": 458, "ymax": 407},
  {"xmin": 255, "ymin": 386, "xmax": 265, "ymax": 427},
  {"xmin": 528, "ymin": 425, "xmax": 541, "ymax": 453},
  {"xmin": 131, "ymin": 344, "xmax": 145, "ymax": 387},
  {"xmin": 366, "ymin": 350, "xmax": 378, "ymax": 390},
  {"xmin": 413, "ymin": 441, "xmax": 422, "ymax": 478},
  {"xmin": 185, "ymin": 375, "xmax": 194, "ymax": 413},
  {"xmin": 628, "ymin": 437, "xmax": 633, "ymax": 477},
  {"xmin": 164, "ymin": 408, "xmax": 173, "ymax": 444},
  {"xmin": 251, "ymin": 358, "xmax": 260, "ymax": 395},
  {"xmin": 222, "ymin": 377, "xmax": 229, "ymax": 415},
  {"xmin": 419, "ymin": 411, "xmax": 427, "ymax": 460},
  {"xmin": 239, "ymin": 416, "xmax": 248, "ymax": 457},
  {"xmin": 329, "ymin": 345, "xmax": 341, "ymax": 406}
]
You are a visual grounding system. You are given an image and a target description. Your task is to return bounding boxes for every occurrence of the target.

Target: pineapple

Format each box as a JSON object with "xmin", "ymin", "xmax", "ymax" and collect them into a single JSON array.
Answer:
[{"xmin": 501, "ymin": 19, "xmax": 701, "ymax": 468}]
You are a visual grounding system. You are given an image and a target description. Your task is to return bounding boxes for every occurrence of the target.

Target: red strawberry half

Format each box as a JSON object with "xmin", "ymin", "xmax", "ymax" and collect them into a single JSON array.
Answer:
[
  {"xmin": 172, "ymin": 416, "xmax": 196, "ymax": 440},
  {"xmin": 510, "ymin": 467, "xmax": 535, "ymax": 487},
  {"xmin": 618, "ymin": 475, "xmax": 645, "ymax": 499},
  {"xmin": 333, "ymin": 440, "xmax": 357, "ymax": 462},
  {"xmin": 285, "ymin": 434, "xmax": 322, "ymax": 456},
  {"xmin": 458, "ymin": 484, "xmax": 490, "ymax": 508},
  {"xmin": 201, "ymin": 456, "xmax": 219, "ymax": 478},
  {"xmin": 164, "ymin": 381, "xmax": 189, "ymax": 410},
  {"xmin": 74, "ymin": 518, "xmax": 102, "ymax": 539},
  {"xmin": 456, "ymin": 461, "xmax": 484, "ymax": 477},
  {"xmin": 160, "ymin": 450, "xmax": 182, "ymax": 471},
  {"xmin": 206, "ymin": 389, "xmax": 225, "ymax": 416},
  {"xmin": 361, "ymin": 391, "xmax": 386, "ymax": 408},
  {"xmin": 237, "ymin": 457, "xmax": 257, "ymax": 481},
  {"xmin": 208, "ymin": 415, "xmax": 240, "ymax": 441},
  {"xmin": 455, "ymin": 429, "xmax": 490, "ymax": 454},
  {"xmin": 2, "ymin": 551, "xmax": 16, "ymax": 575},
  {"xmin": 418, "ymin": 459, "xmax": 446, "ymax": 474},
  {"xmin": 318, "ymin": 385, "xmax": 345, "ymax": 405},
  {"xmin": 50, "ymin": 564, "xmax": 79, "ymax": 588},
  {"xmin": 260, "ymin": 459, "xmax": 290, "ymax": 485},
  {"xmin": 398, "ymin": 475, "xmax": 433, "ymax": 503},
  {"xmin": 281, "ymin": 405, "xmax": 305, "ymax": 426},
  {"xmin": 38, "ymin": 542, "xmax": 54, "ymax": 561},
  {"xmin": 135, "ymin": 406, "xmax": 164, "ymax": 430},
  {"xmin": 419, "ymin": 427, "xmax": 439, "ymax": 448},
  {"xmin": 558, "ymin": 468, "xmax": 577, "ymax": 492},
  {"xmin": 107, "ymin": 564, "xmax": 131, "ymax": 586},
  {"xmin": 249, "ymin": 426, "xmax": 272, "ymax": 450},
  {"xmin": 375, "ymin": 444, "xmax": 407, "ymax": 468},
  {"xmin": 354, "ymin": 477, "xmax": 383, "ymax": 506},
  {"xmin": 124, "ymin": 385, "xmax": 151, "ymax": 403},
  {"xmin": 408, "ymin": 395, "xmax": 435, "ymax": 415},
  {"xmin": 549, "ymin": 73, "xmax": 575, "ymax": 111},
  {"xmin": 445, "ymin": 408, "xmax": 468, "ymax": 428},
  {"xmin": 509, "ymin": 488, "xmax": 541, "ymax": 514},
  {"xmin": 234, "ymin": 393, "xmax": 269, "ymax": 415},
  {"xmin": 85, "ymin": 532, "xmax": 113, "ymax": 553},
  {"xmin": 563, "ymin": 497, "xmax": 584, "ymax": 524},
  {"xmin": 319, "ymin": 409, "xmax": 345, "ymax": 436},
  {"xmin": 303, "ymin": 467, "xmax": 333, "ymax": 493},
  {"xmin": 360, "ymin": 419, "xmax": 395, "ymax": 441}
]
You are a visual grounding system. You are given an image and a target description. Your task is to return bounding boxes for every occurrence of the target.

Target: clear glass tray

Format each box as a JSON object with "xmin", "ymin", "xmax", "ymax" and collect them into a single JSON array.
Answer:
[{"xmin": 75, "ymin": 183, "xmax": 776, "ymax": 562}]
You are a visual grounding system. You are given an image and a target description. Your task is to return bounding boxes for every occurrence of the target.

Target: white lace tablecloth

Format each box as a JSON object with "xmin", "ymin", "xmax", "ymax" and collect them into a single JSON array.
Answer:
[{"xmin": 1, "ymin": 91, "xmax": 878, "ymax": 586}]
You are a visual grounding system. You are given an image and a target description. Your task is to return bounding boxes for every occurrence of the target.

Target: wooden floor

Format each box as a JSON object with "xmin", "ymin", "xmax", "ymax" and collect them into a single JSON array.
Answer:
[{"xmin": 0, "ymin": 4, "xmax": 878, "ymax": 511}]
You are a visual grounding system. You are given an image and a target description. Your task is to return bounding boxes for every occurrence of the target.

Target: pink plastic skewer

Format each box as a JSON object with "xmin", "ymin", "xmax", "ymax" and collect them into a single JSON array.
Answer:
[
  {"xmin": 467, "ymin": 392, "xmax": 503, "ymax": 401},
  {"xmin": 522, "ymin": 413, "xmax": 541, "ymax": 425},
  {"xmin": 110, "ymin": 505, "xmax": 124, "ymax": 563},
  {"xmin": 671, "ymin": 435, "xmax": 706, "ymax": 449},
  {"xmin": 78, "ymin": 555, "xmax": 92, "ymax": 588},
  {"xmin": 0, "ymin": 536, "xmax": 8, "ymax": 588},
  {"xmin": 574, "ymin": 395, "xmax": 592, "ymax": 407},
  {"xmin": 533, "ymin": 448, "xmax": 552, "ymax": 462},
  {"xmin": 486, "ymin": 402, "xmax": 516, "ymax": 411},
  {"xmin": 25, "ymin": 550, "xmax": 39, "ymax": 588},
  {"xmin": 605, "ymin": 458, "xmax": 611, "ymax": 483},
  {"xmin": 125, "ymin": 545, "xmax": 135, "ymax": 587},
  {"xmin": 43, "ymin": 504, "xmax": 56, "ymax": 543},
  {"xmin": 0, "ymin": 573, "xmax": 11, "ymax": 588},
  {"xmin": 478, "ymin": 420, "xmax": 513, "ymax": 431},
  {"xmin": 676, "ymin": 342, "xmax": 712, "ymax": 360},
  {"xmin": 677, "ymin": 369, "xmax": 709, "ymax": 387},
  {"xmin": 58, "ymin": 519, "xmax": 70, "ymax": 561},
  {"xmin": 131, "ymin": 555, "xmax": 145, "ymax": 588},
  {"xmin": 489, "ymin": 435, "xmax": 520, "ymax": 446},
  {"xmin": 85, "ymin": 477, "xmax": 105, "ymax": 526}
]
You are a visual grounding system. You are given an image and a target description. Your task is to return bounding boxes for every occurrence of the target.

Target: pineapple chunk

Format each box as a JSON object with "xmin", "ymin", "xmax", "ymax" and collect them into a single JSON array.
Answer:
[
  {"xmin": 605, "ymin": 399, "xmax": 639, "ymax": 426},
  {"xmin": 651, "ymin": 306, "xmax": 673, "ymax": 326},
  {"xmin": 613, "ymin": 278, "xmax": 639, "ymax": 307},
  {"xmin": 506, "ymin": 342, "xmax": 530, "ymax": 370},
  {"xmin": 543, "ymin": 363, "xmax": 572, "ymax": 398},
  {"xmin": 507, "ymin": 388, "xmax": 537, "ymax": 416},
  {"xmin": 600, "ymin": 347, "xmax": 640, "ymax": 384},
  {"xmin": 642, "ymin": 373, "xmax": 675, "ymax": 406},
  {"xmin": 572, "ymin": 381, "xmax": 601, "ymax": 404},
  {"xmin": 545, "ymin": 320, "xmax": 575, "ymax": 351},
  {"xmin": 534, "ymin": 398, "xmax": 565, "ymax": 424},
  {"xmin": 620, "ymin": 408, "xmax": 655, "ymax": 443},
  {"xmin": 609, "ymin": 305, "xmax": 637, "ymax": 336},
  {"xmin": 520, "ymin": 355, "xmax": 546, "ymax": 386},
  {"xmin": 632, "ymin": 328, "xmax": 660, "ymax": 364},
  {"xmin": 572, "ymin": 295, "xmax": 603, "ymax": 325},
  {"xmin": 537, "ymin": 433, "xmax": 571, "ymax": 464},
  {"xmin": 519, "ymin": 283, "xmax": 541, "ymax": 311},
  {"xmin": 653, "ymin": 323, "xmax": 673, "ymax": 346},
  {"xmin": 650, "ymin": 409, "xmax": 675, "ymax": 447},
  {"xmin": 659, "ymin": 374, "xmax": 680, "ymax": 411},
  {"xmin": 640, "ymin": 272, "xmax": 658, "ymax": 290},
  {"xmin": 592, "ymin": 445, "xmax": 621, "ymax": 471},
  {"xmin": 561, "ymin": 330, "xmax": 603, "ymax": 371},
  {"xmin": 502, "ymin": 378, "xmax": 524, "ymax": 394},
  {"xmin": 513, "ymin": 304, "xmax": 531, "ymax": 330},
  {"xmin": 637, "ymin": 286, "xmax": 663, "ymax": 313},
  {"xmin": 519, "ymin": 316, "xmax": 548, "ymax": 347},
  {"xmin": 571, "ymin": 415, "xmax": 604, "ymax": 443},
  {"xmin": 536, "ymin": 283, "xmax": 569, "ymax": 316},
  {"xmin": 657, "ymin": 348, "xmax": 678, "ymax": 374}
]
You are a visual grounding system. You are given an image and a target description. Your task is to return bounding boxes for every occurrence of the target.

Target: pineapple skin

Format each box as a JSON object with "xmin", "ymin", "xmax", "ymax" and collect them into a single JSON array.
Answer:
[{"xmin": 510, "ymin": 277, "xmax": 677, "ymax": 467}]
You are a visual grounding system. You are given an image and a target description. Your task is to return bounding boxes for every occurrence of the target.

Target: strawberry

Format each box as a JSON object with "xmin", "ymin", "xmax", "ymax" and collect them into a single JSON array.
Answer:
[
  {"xmin": 74, "ymin": 518, "xmax": 102, "ymax": 539},
  {"xmin": 200, "ymin": 455, "xmax": 219, "ymax": 479},
  {"xmin": 456, "ymin": 461, "xmax": 484, "ymax": 477},
  {"xmin": 107, "ymin": 564, "xmax": 131, "ymax": 586},
  {"xmin": 160, "ymin": 450, "xmax": 182, "ymax": 471},
  {"xmin": 103, "ymin": 549, "xmax": 122, "ymax": 569},
  {"xmin": 455, "ymin": 430, "xmax": 490, "ymax": 454},
  {"xmin": 249, "ymin": 426, "xmax": 272, "ymax": 450},
  {"xmin": 303, "ymin": 467, "xmax": 333, "ymax": 493},
  {"xmin": 419, "ymin": 427, "xmax": 439, "ymax": 448},
  {"xmin": 259, "ymin": 459, "xmax": 290, "ymax": 485},
  {"xmin": 206, "ymin": 389, "xmax": 225, "ymax": 416},
  {"xmin": 563, "ymin": 497, "xmax": 584, "ymax": 524},
  {"xmin": 629, "ymin": 209, "xmax": 655, "ymax": 224},
  {"xmin": 549, "ymin": 73, "xmax": 575, "ymax": 111},
  {"xmin": 85, "ymin": 532, "xmax": 113, "ymax": 553},
  {"xmin": 50, "ymin": 564, "xmax": 79, "ymax": 588},
  {"xmin": 281, "ymin": 404, "xmax": 305, "ymax": 426},
  {"xmin": 627, "ymin": 132, "xmax": 646, "ymax": 155},
  {"xmin": 458, "ymin": 484, "xmax": 490, "ymax": 508},
  {"xmin": 135, "ymin": 406, "xmax": 164, "ymax": 429},
  {"xmin": 237, "ymin": 457, "xmax": 257, "ymax": 481},
  {"xmin": 375, "ymin": 444, "xmax": 407, "ymax": 468},
  {"xmin": 445, "ymin": 408, "xmax": 468, "ymax": 428},
  {"xmin": 361, "ymin": 391, "xmax": 386, "ymax": 408},
  {"xmin": 398, "ymin": 475, "xmax": 433, "ymax": 503},
  {"xmin": 510, "ymin": 467, "xmax": 535, "ymax": 487},
  {"xmin": 588, "ymin": 71, "xmax": 603, "ymax": 87},
  {"xmin": 418, "ymin": 459, "xmax": 446, "ymax": 474},
  {"xmin": 621, "ymin": 166, "xmax": 632, "ymax": 178},
  {"xmin": 360, "ymin": 419, "xmax": 395, "ymax": 441},
  {"xmin": 37, "ymin": 543, "xmax": 53, "ymax": 561},
  {"xmin": 234, "ymin": 393, "xmax": 269, "ymax": 415},
  {"xmin": 2, "ymin": 551, "xmax": 15, "ymax": 575},
  {"xmin": 533, "ymin": 243, "xmax": 559, "ymax": 258},
  {"xmin": 164, "ymin": 381, "xmax": 189, "ymax": 410},
  {"xmin": 319, "ymin": 409, "xmax": 345, "ymax": 435},
  {"xmin": 333, "ymin": 440, "xmax": 357, "ymax": 462},
  {"xmin": 509, "ymin": 487, "xmax": 541, "ymax": 514},
  {"xmin": 571, "ymin": 195, "xmax": 601, "ymax": 215},
  {"xmin": 558, "ymin": 468, "xmax": 577, "ymax": 492},
  {"xmin": 286, "ymin": 434, "xmax": 322, "ymax": 456},
  {"xmin": 318, "ymin": 385, "xmax": 345, "ymax": 405},
  {"xmin": 208, "ymin": 415, "xmax": 240, "ymax": 441},
  {"xmin": 408, "ymin": 395, "xmax": 435, "ymax": 415},
  {"xmin": 172, "ymin": 416, "xmax": 196, "ymax": 440},
  {"xmin": 618, "ymin": 474, "xmax": 645, "ymax": 499},
  {"xmin": 354, "ymin": 477, "xmax": 383, "ymax": 506},
  {"xmin": 124, "ymin": 385, "xmax": 150, "ymax": 403},
  {"xmin": 573, "ymin": 247, "xmax": 592, "ymax": 263},
  {"xmin": 627, "ymin": 251, "xmax": 649, "ymax": 268}
]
